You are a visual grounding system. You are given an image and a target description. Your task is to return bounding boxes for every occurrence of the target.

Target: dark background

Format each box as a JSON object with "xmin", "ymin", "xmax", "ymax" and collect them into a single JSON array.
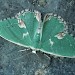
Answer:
[{"xmin": 0, "ymin": 0, "xmax": 75, "ymax": 75}]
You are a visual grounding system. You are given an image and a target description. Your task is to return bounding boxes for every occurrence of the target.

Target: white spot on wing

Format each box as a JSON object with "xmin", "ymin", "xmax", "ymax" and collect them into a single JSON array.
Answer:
[
  {"xmin": 49, "ymin": 39, "xmax": 54, "ymax": 46},
  {"xmin": 23, "ymin": 32, "xmax": 29, "ymax": 38}
]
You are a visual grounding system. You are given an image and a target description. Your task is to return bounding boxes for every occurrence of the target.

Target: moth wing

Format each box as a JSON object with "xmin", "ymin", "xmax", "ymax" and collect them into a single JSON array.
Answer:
[
  {"xmin": 0, "ymin": 11, "xmax": 39, "ymax": 47},
  {"xmin": 41, "ymin": 14, "xmax": 75, "ymax": 57},
  {"xmin": 17, "ymin": 10, "xmax": 40, "ymax": 41}
]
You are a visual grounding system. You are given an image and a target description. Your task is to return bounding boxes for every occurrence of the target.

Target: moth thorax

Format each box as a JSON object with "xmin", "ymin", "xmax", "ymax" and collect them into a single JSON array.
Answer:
[{"xmin": 37, "ymin": 27, "xmax": 41, "ymax": 34}]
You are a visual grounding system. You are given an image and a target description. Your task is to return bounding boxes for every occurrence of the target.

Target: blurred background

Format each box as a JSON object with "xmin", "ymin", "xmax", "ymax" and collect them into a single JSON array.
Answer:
[{"xmin": 0, "ymin": 0, "xmax": 75, "ymax": 75}]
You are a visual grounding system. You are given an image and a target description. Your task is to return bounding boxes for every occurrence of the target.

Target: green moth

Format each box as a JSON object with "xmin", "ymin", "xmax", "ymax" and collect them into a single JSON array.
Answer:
[{"xmin": 0, "ymin": 9, "xmax": 75, "ymax": 58}]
